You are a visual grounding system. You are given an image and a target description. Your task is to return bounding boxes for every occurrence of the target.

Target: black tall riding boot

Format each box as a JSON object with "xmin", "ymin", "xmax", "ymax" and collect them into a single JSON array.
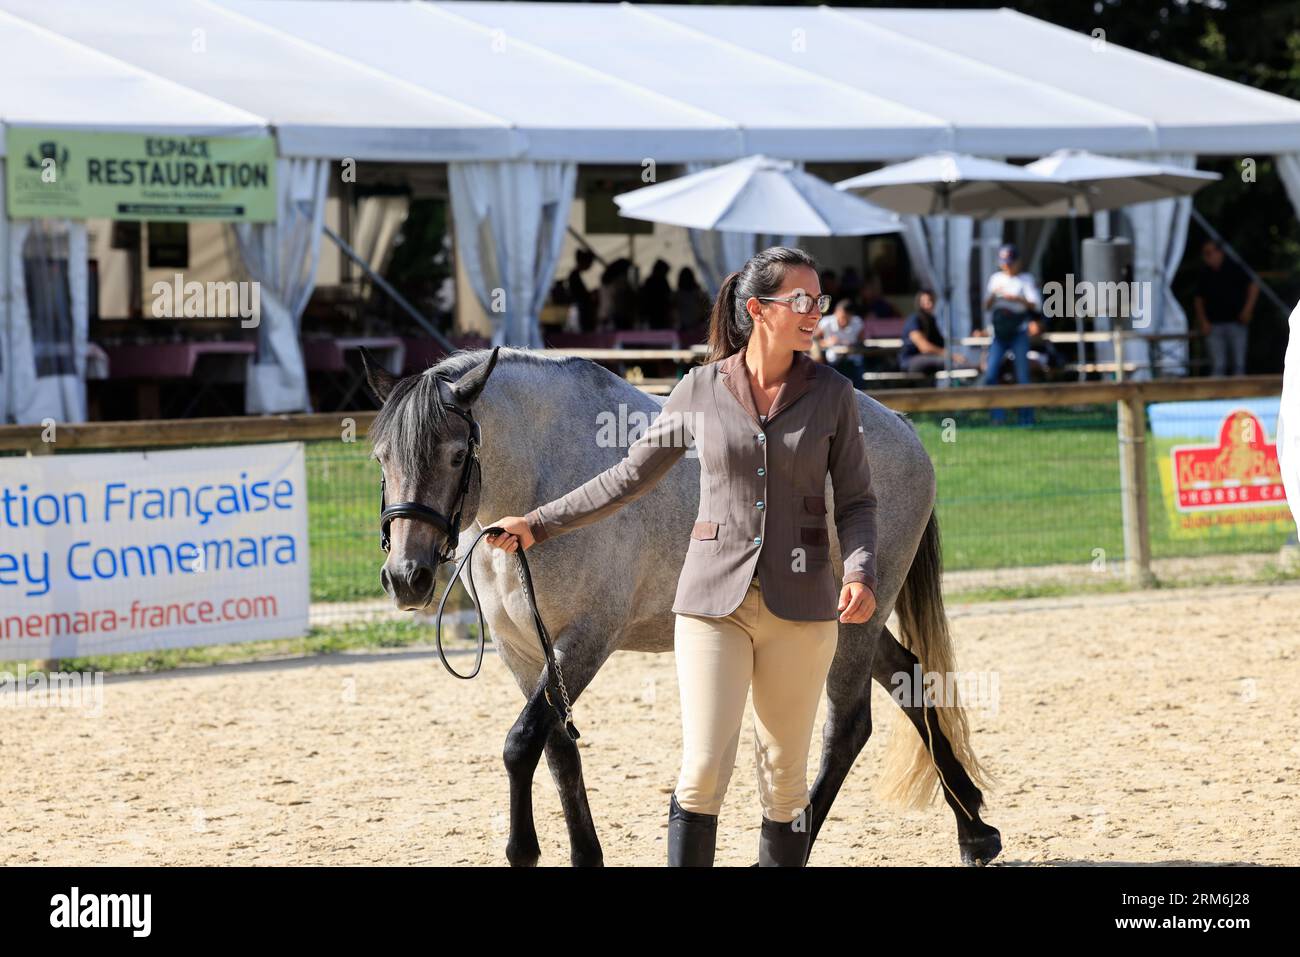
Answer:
[
  {"xmin": 757, "ymin": 807, "xmax": 811, "ymax": 867},
  {"xmin": 667, "ymin": 793, "xmax": 718, "ymax": 867}
]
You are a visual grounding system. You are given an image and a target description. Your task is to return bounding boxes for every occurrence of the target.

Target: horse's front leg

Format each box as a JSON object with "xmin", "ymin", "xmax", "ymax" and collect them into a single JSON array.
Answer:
[{"xmin": 502, "ymin": 680, "xmax": 554, "ymax": 867}]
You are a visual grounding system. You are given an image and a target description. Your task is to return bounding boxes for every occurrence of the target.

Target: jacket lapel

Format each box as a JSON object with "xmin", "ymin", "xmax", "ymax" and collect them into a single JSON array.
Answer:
[
  {"xmin": 718, "ymin": 348, "xmax": 818, "ymax": 427},
  {"xmin": 765, "ymin": 350, "xmax": 818, "ymax": 424}
]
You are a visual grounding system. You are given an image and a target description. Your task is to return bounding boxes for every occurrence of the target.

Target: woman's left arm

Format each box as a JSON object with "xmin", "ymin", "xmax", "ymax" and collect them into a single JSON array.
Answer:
[{"xmin": 827, "ymin": 381, "xmax": 879, "ymax": 601}]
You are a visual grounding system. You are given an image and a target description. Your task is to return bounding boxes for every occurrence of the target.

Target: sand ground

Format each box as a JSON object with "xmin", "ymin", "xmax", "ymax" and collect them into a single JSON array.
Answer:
[{"xmin": 3, "ymin": 580, "xmax": 1296, "ymax": 866}]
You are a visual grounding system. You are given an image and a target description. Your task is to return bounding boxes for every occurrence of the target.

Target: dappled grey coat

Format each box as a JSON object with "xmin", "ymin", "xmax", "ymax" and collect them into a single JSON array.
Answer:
[{"xmin": 525, "ymin": 348, "xmax": 878, "ymax": 621}]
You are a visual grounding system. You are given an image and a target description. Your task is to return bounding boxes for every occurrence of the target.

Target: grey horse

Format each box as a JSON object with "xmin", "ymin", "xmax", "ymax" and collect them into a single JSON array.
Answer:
[{"xmin": 363, "ymin": 346, "xmax": 1001, "ymax": 867}]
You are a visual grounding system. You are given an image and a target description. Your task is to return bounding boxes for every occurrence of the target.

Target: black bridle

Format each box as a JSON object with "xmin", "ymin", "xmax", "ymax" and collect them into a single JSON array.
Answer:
[
  {"xmin": 376, "ymin": 387, "xmax": 578, "ymax": 740},
  {"xmin": 379, "ymin": 398, "xmax": 481, "ymax": 564}
]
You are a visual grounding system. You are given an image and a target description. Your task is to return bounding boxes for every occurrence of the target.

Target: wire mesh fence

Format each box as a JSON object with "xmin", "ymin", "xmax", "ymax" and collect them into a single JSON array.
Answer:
[{"xmin": 1, "ymin": 379, "xmax": 1290, "ymax": 633}]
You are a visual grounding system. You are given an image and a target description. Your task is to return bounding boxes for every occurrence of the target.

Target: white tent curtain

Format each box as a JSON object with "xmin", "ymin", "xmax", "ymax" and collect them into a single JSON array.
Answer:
[
  {"xmin": 448, "ymin": 160, "xmax": 577, "ymax": 348},
  {"xmin": 902, "ymin": 214, "xmax": 976, "ymax": 340},
  {"xmin": 4, "ymin": 217, "xmax": 89, "ymax": 424},
  {"xmin": 683, "ymin": 161, "xmax": 800, "ymax": 295},
  {"xmin": 976, "ymin": 217, "xmax": 1005, "ymax": 315},
  {"xmin": 1275, "ymin": 154, "xmax": 1300, "ymax": 223},
  {"xmin": 1094, "ymin": 152, "xmax": 1197, "ymax": 379},
  {"xmin": 234, "ymin": 157, "xmax": 329, "ymax": 414}
]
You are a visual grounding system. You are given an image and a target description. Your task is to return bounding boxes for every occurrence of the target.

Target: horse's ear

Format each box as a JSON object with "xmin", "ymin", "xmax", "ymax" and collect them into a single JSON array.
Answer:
[
  {"xmin": 360, "ymin": 347, "xmax": 399, "ymax": 405},
  {"xmin": 449, "ymin": 346, "xmax": 500, "ymax": 407}
]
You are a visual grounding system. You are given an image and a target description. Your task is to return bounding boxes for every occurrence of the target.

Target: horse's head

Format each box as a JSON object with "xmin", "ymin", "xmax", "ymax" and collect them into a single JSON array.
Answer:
[{"xmin": 363, "ymin": 347, "xmax": 500, "ymax": 610}]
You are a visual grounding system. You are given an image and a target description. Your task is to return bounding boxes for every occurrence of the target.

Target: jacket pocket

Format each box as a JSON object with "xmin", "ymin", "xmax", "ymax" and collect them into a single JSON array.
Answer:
[
  {"xmin": 803, "ymin": 495, "xmax": 826, "ymax": 516},
  {"xmin": 689, "ymin": 520, "xmax": 723, "ymax": 555},
  {"xmin": 800, "ymin": 526, "xmax": 829, "ymax": 547}
]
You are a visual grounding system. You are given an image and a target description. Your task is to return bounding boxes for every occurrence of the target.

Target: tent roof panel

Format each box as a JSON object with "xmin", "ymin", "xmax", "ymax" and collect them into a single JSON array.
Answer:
[
  {"xmin": 0, "ymin": 8, "xmax": 265, "ymax": 156},
  {"xmin": 847, "ymin": 7, "xmax": 1300, "ymax": 153},
  {"xmin": 648, "ymin": 4, "xmax": 1160, "ymax": 155},
  {"xmin": 220, "ymin": 0, "xmax": 745, "ymax": 161},
  {"xmin": 5, "ymin": 1, "xmax": 1299, "ymax": 160},
  {"xmin": 437, "ymin": 0, "xmax": 955, "ymax": 158},
  {"xmin": 0, "ymin": 0, "xmax": 522, "ymax": 160}
]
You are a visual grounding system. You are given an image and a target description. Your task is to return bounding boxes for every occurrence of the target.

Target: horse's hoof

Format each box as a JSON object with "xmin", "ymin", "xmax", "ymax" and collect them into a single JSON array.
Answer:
[
  {"xmin": 506, "ymin": 841, "xmax": 541, "ymax": 867},
  {"xmin": 959, "ymin": 827, "xmax": 1002, "ymax": 867}
]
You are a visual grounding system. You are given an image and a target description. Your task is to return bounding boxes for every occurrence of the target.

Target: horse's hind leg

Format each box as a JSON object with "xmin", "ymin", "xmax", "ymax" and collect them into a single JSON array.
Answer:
[
  {"xmin": 872, "ymin": 626, "xmax": 1002, "ymax": 866},
  {"xmin": 805, "ymin": 620, "xmax": 878, "ymax": 864},
  {"xmin": 539, "ymin": 641, "xmax": 611, "ymax": 867},
  {"xmin": 542, "ymin": 721, "xmax": 603, "ymax": 867}
]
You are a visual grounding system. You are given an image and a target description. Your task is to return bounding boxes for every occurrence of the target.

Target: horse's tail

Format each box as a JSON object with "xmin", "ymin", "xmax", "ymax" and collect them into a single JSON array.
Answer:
[{"xmin": 875, "ymin": 509, "xmax": 995, "ymax": 808}]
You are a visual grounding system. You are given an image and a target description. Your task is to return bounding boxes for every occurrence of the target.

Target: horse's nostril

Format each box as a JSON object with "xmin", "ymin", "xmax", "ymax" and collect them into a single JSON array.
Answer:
[
  {"xmin": 410, "ymin": 564, "xmax": 435, "ymax": 599},
  {"xmin": 380, "ymin": 566, "xmax": 394, "ymax": 597}
]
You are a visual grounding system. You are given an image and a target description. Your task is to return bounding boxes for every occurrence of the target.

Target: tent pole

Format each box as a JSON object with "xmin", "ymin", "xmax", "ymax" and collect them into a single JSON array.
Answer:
[
  {"xmin": 1070, "ymin": 209, "xmax": 1085, "ymax": 381},
  {"xmin": 322, "ymin": 223, "xmax": 455, "ymax": 354}
]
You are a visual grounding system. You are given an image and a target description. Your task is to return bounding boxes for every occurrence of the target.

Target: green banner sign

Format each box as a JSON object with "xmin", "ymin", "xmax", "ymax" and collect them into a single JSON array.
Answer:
[{"xmin": 5, "ymin": 128, "xmax": 277, "ymax": 222}]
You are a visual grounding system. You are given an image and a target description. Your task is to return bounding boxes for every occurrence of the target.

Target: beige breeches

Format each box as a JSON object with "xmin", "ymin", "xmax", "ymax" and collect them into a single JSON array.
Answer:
[{"xmin": 672, "ymin": 576, "xmax": 838, "ymax": 822}]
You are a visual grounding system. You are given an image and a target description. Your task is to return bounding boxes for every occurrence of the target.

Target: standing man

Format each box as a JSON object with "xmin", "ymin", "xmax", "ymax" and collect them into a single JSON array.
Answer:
[
  {"xmin": 981, "ymin": 243, "xmax": 1041, "ymax": 424},
  {"xmin": 567, "ymin": 248, "xmax": 598, "ymax": 333},
  {"xmin": 1194, "ymin": 239, "xmax": 1258, "ymax": 377}
]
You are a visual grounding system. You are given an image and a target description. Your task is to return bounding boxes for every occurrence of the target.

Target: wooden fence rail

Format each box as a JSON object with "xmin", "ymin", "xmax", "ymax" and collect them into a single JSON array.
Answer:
[{"xmin": 0, "ymin": 376, "xmax": 1280, "ymax": 453}]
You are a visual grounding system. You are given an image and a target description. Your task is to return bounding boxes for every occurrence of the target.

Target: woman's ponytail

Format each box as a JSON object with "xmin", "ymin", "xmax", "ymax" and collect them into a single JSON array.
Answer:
[{"xmin": 705, "ymin": 271, "xmax": 746, "ymax": 364}]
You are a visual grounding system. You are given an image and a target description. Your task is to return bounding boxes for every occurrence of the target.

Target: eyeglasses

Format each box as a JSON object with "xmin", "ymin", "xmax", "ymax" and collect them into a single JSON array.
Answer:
[{"xmin": 755, "ymin": 293, "xmax": 832, "ymax": 315}]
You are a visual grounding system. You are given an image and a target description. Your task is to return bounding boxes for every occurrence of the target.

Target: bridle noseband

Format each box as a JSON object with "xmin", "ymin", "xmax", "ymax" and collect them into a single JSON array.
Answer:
[{"xmin": 375, "ymin": 379, "xmax": 579, "ymax": 740}]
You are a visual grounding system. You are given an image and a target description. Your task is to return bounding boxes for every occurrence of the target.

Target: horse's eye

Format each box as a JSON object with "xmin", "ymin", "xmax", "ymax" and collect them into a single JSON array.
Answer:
[{"xmin": 452, "ymin": 450, "xmax": 467, "ymax": 466}]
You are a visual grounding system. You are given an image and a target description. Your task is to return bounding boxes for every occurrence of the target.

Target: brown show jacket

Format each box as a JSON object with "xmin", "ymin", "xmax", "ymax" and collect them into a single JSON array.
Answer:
[{"xmin": 524, "ymin": 348, "xmax": 878, "ymax": 621}]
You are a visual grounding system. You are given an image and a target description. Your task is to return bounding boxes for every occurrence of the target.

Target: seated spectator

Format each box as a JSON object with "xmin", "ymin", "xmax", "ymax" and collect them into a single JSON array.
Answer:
[
  {"xmin": 637, "ymin": 258, "xmax": 674, "ymax": 329},
  {"xmin": 859, "ymin": 271, "xmax": 900, "ymax": 319},
  {"xmin": 899, "ymin": 290, "xmax": 975, "ymax": 380},
  {"xmin": 816, "ymin": 298, "xmax": 865, "ymax": 387},
  {"xmin": 597, "ymin": 258, "xmax": 636, "ymax": 330},
  {"xmin": 820, "ymin": 269, "xmax": 841, "ymax": 303},
  {"xmin": 673, "ymin": 266, "xmax": 710, "ymax": 333},
  {"xmin": 839, "ymin": 266, "xmax": 863, "ymax": 305}
]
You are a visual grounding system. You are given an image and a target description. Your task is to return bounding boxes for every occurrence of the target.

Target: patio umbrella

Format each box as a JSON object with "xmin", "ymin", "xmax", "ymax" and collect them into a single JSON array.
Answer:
[
  {"xmin": 613, "ymin": 154, "xmax": 902, "ymax": 236},
  {"xmin": 1002, "ymin": 150, "xmax": 1222, "ymax": 379},
  {"xmin": 836, "ymin": 152, "xmax": 1080, "ymax": 375},
  {"xmin": 1001, "ymin": 149, "xmax": 1221, "ymax": 219}
]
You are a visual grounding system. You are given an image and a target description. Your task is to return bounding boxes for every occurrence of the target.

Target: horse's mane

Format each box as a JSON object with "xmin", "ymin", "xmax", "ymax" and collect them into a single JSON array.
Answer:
[{"xmin": 369, "ymin": 347, "xmax": 592, "ymax": 477}]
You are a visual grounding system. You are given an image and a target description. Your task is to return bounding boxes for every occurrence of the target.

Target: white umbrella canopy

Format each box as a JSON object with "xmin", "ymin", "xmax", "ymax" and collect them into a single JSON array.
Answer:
[
  {"xmin": 614, "ymin": 155, "xmax": 902, "ymax": 236},
  {"xmin": 834, "ymin": 151, "xmax": 1080, "ymax": 217},
  {"xmin": 995, "ymin": 149, "xmax": 1222, "ymax": 218}
]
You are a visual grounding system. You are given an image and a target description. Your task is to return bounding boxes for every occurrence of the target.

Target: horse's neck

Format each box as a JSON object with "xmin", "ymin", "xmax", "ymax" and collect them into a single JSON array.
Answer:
[
  {"xmin": 470, "ymin": 364, "xmax": 580, "ymax": 522},
  {"xmin": 470, "ymin": 361, "xmax": 655, "ymax": 523}
]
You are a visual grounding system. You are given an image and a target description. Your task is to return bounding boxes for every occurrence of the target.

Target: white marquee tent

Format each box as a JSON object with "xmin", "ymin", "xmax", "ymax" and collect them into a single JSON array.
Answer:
[{"xmin": 5, "ymin": 0, "xmax": 1300, "ymax": 416}]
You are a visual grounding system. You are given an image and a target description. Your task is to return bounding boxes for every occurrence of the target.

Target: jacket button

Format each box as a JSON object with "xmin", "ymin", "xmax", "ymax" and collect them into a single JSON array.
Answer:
[
  {"xmin": 753, "ymin": 536, "xmax": 762, "ymax": 545},
  {"xmin": 756, "ymin": 434, "xmax": 766, "ymax": 444},
  {"xmin": 755, "ymin": 500, "xmax": 764, "ymax": 509},
  {"xmin": 756, "ymin": 467, "xmax": 765, "ymax": 476}
]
